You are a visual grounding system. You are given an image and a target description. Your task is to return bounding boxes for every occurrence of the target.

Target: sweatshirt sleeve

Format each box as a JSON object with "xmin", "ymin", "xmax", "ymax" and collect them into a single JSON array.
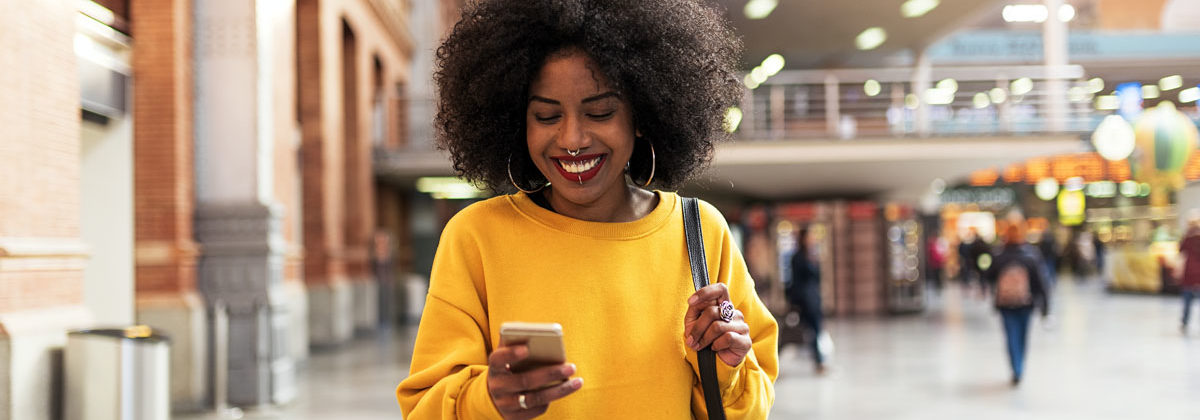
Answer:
[
  {"xmin": 689, "ymin": 202, "xmax": 779, "ymax": 419},
  {"xmin": 396, "ymin": 215, "xmax": 503, "ymax": 419}
]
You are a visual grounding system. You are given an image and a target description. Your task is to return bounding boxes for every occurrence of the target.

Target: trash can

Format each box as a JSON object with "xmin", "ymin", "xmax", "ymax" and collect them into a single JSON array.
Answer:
[{"xmin": 65, "ymin": 326, "xmax": 170, "ymax": 420}]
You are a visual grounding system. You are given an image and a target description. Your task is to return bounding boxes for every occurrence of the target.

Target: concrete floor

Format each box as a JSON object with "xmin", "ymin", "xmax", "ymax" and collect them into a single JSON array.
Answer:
[{"xmin": 180, "ymin": 278, "xmax": 1200, "ymax": 419}]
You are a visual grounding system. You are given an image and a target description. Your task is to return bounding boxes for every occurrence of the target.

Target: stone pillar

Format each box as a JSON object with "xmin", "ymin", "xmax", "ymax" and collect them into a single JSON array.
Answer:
[
  {"xmin": 911, "ymin": 50, "xmax": 932, "ymax": 137},
  {"xmin": 1043, "ymin": 0, "xmax": 1069, "ymax": 132},
  {"xmin": 129, "ymin": 0, "xmax": 210, "ymax": 411},
  {"xmin": 193, "ymin": 0, "xmax": 294, "ymax": 406}
]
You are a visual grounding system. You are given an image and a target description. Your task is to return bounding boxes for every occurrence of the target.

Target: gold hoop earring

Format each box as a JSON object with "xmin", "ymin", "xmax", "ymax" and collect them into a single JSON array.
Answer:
[
  {"xmin": 507, "ymin": 154, "xmax": 547, "ymax": 194},
  {"xmin": 641, "ymin": 140, "xmax": 656, "ymax": 188}
]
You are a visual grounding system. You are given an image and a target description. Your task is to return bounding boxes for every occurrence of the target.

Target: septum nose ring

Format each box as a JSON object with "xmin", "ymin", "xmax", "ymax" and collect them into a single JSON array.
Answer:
[{"xmin": 567, "ymin": 149, "xmax": 581, "ymax": 157}]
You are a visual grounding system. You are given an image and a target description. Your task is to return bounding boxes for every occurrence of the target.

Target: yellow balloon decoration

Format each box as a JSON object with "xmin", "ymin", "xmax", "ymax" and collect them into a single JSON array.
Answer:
[{"xmin": 1130, "ymin": 101, "xmax": 1199, "ymax": 206}]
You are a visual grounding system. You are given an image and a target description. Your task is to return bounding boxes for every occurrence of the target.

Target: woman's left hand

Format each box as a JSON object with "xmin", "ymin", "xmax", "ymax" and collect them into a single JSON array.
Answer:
[{"xmin": 684, "ymin": 283, "xmax": 752, "ymax": 367}]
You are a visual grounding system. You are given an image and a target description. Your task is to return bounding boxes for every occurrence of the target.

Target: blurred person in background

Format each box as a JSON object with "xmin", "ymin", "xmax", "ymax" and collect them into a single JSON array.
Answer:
[
  {"xmin": 926, "ymin": 235, "xmax": 947, "ymax": 292},
  {"xmin": 787, "ymin": 226, "xmax": 829, "ymax": 373},
  {"xmin": 965, "ymin": 227, "xmax": 992, "ymax": 298},
  {"xmin": 984, "ymin": 224, "xmax": 1050, "ymax": 386},
  {"xmin": 1038, "ymin": 229, "xmax": 1059, "ymax": 291},
  {"xmin": 1178, "ymin": 213, "xmax": 1200, "ymax": 335},
  {"xmin": 395, "ymin": 1, "xmax": 779, "ymax": 418}
]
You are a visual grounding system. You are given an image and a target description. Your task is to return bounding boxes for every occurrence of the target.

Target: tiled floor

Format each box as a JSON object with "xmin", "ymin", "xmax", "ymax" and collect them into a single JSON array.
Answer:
[{"xmin": 180, "ymin": 278, "xmax": 1200, "ymax": 419}]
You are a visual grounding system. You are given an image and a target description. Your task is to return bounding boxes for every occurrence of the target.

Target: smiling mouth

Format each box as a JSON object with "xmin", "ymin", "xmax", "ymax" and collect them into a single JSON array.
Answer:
[{"xmin": 552, "ymin": 154, "xmax": 606, "ymax": 184}]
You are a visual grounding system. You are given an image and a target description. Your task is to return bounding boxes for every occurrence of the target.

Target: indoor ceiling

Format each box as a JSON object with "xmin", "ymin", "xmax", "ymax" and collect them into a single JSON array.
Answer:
[{"xmin": 716, "ymin": 0, "xmax": 1004, "ymax": 68}]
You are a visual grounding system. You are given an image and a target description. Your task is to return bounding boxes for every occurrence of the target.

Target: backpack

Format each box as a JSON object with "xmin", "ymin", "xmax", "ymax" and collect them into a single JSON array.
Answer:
[{"xmin": 995, "ymin": 261, "xmax": 1032, "ymax": 307}]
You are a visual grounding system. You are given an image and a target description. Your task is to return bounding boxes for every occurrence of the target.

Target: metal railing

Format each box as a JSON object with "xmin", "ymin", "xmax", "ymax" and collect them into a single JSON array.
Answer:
[{"xmin": 734, "ymin": 65, "xmax": 1100, "ymax": 140}]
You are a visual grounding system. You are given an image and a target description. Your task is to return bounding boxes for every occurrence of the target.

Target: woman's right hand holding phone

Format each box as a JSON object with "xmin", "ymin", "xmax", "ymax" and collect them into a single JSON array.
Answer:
[{"xmin": 486, "ymin": 344, "xmax": 583, "ymax": 419}]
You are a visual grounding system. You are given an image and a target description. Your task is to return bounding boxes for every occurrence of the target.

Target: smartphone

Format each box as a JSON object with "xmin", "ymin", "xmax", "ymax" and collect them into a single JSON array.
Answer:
[{"xmin": 499, "ymin": 322, "xmax": 566, "ymax": 373}]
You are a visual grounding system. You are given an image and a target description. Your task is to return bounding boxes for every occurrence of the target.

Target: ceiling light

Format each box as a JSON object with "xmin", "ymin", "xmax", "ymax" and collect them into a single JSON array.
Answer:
[
  {"xmin": 761, "ymin": 54, "xmax": 785, "ymax": 76},
  {"xmin": 1010, "ymin": 78, "xmax": 1034, "ymax": 96},
  {"xmin": 1160, "ymin": 75, "xmax": 1184, "ymax": 91},
  {"xmin": 1095, "ymin": 95, "xmax": 1119, "ymax": 110},
  {"xmin": 901, "ymin": 0, "xmax": 939, "ymax": 18},
  {"xmin": 1092, "ymin": 115, "xmax": 1135, "ymax": 161},
  {"xmin": 744, "ymin": 0, "xmax": 778, "ymax": 20},
  {"xmin": 905, "ymin": 93, "xmax": 920, "ymax": 109},
  {"xmin": 1142, "ymin": 85, "xmax": 1161, "ymax": 99},
  {"xmin": 1181, "ymin": 87, "xmax": 1200, "ymax": 103},
  {"xmin": 924, "ymin": 87, "xmax": 955, "ymax": 105},
  {"xmin": 973, "ymin": 92, "xmax": 990, "ymax": 108},
  {"xmin": 724, "ymin": 107, "xmax": 743, "ymax": 133},
  {"xmin": 1003, "ymin": 4, "xmax": 1074, "ymax": 23},
  {"xmin": 750, "ymin": 66, "xmax": 768, "ymax": 84},
  {"xmin": 856, "ymin": 27, "xmax": 887, "ymax": 50},
  {"xmin": 1068, "ymin": 86, "xmax": 1089, "ymax": 102},
  {"xmin": 743, "ymin": 74, "xmax": 760, "ymax": 89},
  {"xmin": 936, "ymin": 78, "xmax": 958, "ymax": 93},
  {"xmin": 864, "ymin": 79, "xmax": 882, "ymax": 97},
  {"xmin": 416, "ymin": 177, "xmax": 486, "ymax": 199},
  {"xmin": 1058, "ymin": 4, "xmax": 1076, "ymax": 22},
  {"xmin": 1003, "ymin": 4, "xmax": 1048, "ymax": 22},
  {"xmin": 989, "ymin": 88, "xmax": 1007, "ymax": 104},
  {"xmin": 1087, "ymin": 77, "xmax": 1105, "ymax": 94}
]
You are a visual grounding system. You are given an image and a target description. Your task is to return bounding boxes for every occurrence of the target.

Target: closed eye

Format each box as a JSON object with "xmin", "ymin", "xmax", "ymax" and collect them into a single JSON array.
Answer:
[
  {"xmin": 534, "ymin": 114, "xmax": 561, "ymax": 124},
  {"xmin": 587, "ymin": 111, "xmax": 615, "ymax": 120}
]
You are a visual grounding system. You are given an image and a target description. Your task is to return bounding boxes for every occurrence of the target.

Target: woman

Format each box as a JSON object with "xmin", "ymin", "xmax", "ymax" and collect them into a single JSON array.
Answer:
[
  {"xmin": 396, "ymin": 1, "xmax": 778, "ymax": 419},
  {"xmin": 787, "ymin": 227, "xmax": 827, "ymax": 373}
]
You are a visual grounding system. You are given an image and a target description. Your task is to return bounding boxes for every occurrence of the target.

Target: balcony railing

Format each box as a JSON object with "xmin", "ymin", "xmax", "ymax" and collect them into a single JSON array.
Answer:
[{"xmin": 734, "ymin": 65, "xmax": 1100, "ymax": 140}]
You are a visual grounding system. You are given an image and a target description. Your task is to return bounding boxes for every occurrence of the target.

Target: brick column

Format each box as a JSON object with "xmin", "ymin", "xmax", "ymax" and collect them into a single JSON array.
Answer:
[
  {"xmin": 0, "ymin": 2, "xmax": 91, "ymax": 420},
  {"xmin": 129, "ymin": 0, "xmax": 209, "ymax": 411},
  {"xmin": 192, "ymin": 0, "xmax": 295, "ymax": 406},
  {"xmin": 298, "ymin": 0, "xmax": 354, "ymax": 347}
]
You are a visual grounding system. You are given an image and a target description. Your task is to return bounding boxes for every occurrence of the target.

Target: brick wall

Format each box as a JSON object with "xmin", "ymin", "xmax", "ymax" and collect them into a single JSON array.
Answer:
[
  {"xmin": 0, "ymin": 0, "xmax": 85, "ymax": 312},
  {"xmin": 299, "ymin": 0, "xmax": 410, "ymax": 286},
  {"xmin": 130, "ymin": 0, "xmax": 199, "ymax": 294}
]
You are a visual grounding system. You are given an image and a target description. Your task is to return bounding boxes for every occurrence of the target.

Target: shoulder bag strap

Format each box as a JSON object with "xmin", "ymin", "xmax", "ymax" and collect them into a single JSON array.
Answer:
[{"xmin": 682, "ymin": 197, "xmax": 727, "ymax": 420}]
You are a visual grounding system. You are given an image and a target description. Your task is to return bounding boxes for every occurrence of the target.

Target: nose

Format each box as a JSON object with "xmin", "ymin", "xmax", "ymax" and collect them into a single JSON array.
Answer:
[{"xmin": 557, "ymin": 114, "xmax": 590, "ymax": 152}]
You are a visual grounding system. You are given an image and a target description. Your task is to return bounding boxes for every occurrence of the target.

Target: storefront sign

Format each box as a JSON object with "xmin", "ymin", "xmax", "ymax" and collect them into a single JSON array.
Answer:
[{"xmin": 940, "ymin": 187, "xmax": 1016, "ymax": 207}]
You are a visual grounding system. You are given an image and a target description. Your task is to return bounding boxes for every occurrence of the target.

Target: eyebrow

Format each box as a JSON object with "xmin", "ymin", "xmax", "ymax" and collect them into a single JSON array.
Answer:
[{"xmin": 528, "ymin": 91, "xmax": 620, "ymax": 105}]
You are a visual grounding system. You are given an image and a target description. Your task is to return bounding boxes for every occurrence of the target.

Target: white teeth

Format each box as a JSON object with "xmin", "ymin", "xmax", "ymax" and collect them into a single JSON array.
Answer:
[{"xmin": 560, "ymin": 157, "xmax": 601, "ymax": 174}]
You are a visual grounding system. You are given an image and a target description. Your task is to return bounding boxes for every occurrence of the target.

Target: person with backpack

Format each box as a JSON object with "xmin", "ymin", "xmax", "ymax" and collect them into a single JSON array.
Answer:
[{"xmin": 984, "ymin": 224, "xmax": 1050, "ymax": 386}]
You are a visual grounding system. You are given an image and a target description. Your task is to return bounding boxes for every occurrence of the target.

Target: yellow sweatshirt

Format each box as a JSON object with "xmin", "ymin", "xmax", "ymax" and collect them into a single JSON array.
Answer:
[{"xmin": 397, "ymin": 191, "xmax": 778, "ymax": 419}]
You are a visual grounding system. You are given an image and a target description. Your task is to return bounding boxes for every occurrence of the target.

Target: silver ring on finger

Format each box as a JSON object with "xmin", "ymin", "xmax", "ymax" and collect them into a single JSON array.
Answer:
[
  {"xmin": 518, "ymin": 393, "xmax": 529, "ymax": 410},
  {"xmin": 719, "ymin": 300, "xmax": 735, "ymax": 323}
]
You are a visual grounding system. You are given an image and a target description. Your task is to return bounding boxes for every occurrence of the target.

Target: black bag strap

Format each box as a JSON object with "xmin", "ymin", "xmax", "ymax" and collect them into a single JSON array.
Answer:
[{"xmin": 682, "ymin": 197, "xmax": 727, "ymax": 420}]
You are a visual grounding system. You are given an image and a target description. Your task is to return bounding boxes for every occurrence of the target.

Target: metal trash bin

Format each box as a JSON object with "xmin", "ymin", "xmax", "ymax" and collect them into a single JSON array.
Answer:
[{"xmin": 65, "ymin": 326, "xmax": 170, "ymax": 420}]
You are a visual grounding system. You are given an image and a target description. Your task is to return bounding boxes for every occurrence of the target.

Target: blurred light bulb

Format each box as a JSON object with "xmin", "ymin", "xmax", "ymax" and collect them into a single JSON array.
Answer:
[
  {"xmin": 901, "ymin": 0, "xmax": 940, "ymax": 18},
  {"xmin": 856, "ymin": 27, "xmax": 887, "ymax": 50},
  {"xmin": 744, "ymin": 0, "xmax": 778, "ymax": 20},
  {"xmin": 989, "ymin": 87, "xmax": 1008, "ymax": 104},
  {"xmin": 1160, "ymin": 75, "xmax": 1184, "ymax": 91},
  {"xmin": 761, "ymin": 54, "xmax": 785, "ymax": 76},
  {"xmin": 864, "ymin": 79, "xmax": 882, "ymax": 97},
  {"xmin": 1010, "ymin": 77, "xmax": 1033, "ymax": 96},
  {"xmin": 973, "ymin": 92, "xmax": 990, "ymax": 108}
]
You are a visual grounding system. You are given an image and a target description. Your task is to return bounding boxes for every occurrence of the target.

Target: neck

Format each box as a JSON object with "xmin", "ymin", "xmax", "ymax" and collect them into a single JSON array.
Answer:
[{"xmin": 541, "ymin": 184, "xmax": 657, "ymax": 223}]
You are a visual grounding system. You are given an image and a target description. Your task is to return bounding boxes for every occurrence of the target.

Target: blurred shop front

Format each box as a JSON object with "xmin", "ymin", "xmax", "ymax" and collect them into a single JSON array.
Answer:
[{"xmin": 737, "ymin": 199, "xmax": 926, "ymax": 321}]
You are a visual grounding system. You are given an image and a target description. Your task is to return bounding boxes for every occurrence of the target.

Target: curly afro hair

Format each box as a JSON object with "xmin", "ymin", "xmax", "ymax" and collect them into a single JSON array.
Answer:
[{"xmin": 435, "ymin": 0, "xmax": 743, "ymax": 193}]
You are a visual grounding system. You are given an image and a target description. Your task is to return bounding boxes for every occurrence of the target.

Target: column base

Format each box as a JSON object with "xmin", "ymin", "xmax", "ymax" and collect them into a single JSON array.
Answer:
[
  {"xmin": 352, "ymin": 278, "xmax": 378, "ymax": 335},
  {"xmin": 283, "ymin": 281, "xmax": 308, "ymax": 364},
  {"xmin": 136, "ymin": 291, "xmax": 207, "ymax": 412},
  {"xmin": 307, "ymin": 281, "xmax": 353, "ymax": 347},
  {"xmin": 0, "ymin": 306, "xmax": 91, "ymax": 420}
]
